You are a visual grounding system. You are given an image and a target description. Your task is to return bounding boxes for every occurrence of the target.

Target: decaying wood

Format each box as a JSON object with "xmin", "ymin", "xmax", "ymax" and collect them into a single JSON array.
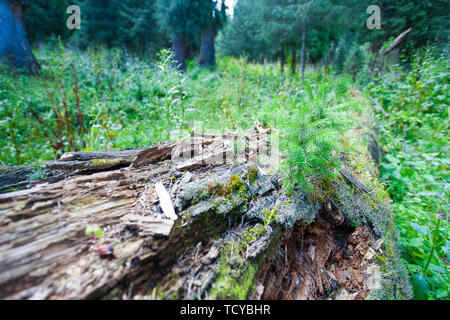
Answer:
[
  {"xmin": 0, "ymin": 166, "xmax": 68, "ymax": 194},
  {"xmin": 155, "ymin": 182, "xmax": 177, "ymax": 220},
  {"xmin": 132, "ymin": 143, "xmax": 178, "ymax": 168},
  {"xmin": 340, "ymin": 169, "xmax": 371, "ymax": 194},
  {"xmin": 0, "ymin": 122, "xmax": 281, "ymax": 299},
  {"xmin": 382, "ymin": 28, "xmax": 412, "ymax": 56},
  {"xmin": 0, "ymin": 120, "xmax": 402, "ymax": 300},
  {"xmin": 59, "ymin": 149, "xmax": 145, "ymax": 162},
  {"xmin": 376, "ymin": 28, "xmax": 412, "ymax": 72}
]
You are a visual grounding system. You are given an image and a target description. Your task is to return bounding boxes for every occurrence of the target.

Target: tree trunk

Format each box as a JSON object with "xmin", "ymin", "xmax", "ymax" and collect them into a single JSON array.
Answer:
[
  {"xmin": 171, "ymin": 36, "xmax": 186, "ymax": 72},
  {"xmin": 331, "ymin": 40, "xmax": 337, "ymax": 67},
  {"xmin": 0, "ymin": 117, "xmax": 410, "ymax": 300},
  {"xmin": 198, "ymin": 24, "xmax": 216, "ymax": 68},
  {"xmin": 291, "ymin": 50, "xmax": 296, "ymax": 75},
  {"xmin": 280, "ymin": 45, "xmax": 285, "ymax": 75},
  {"xmin": 0, "ymin": 0, "xmax": 40, "ymax": 75},
  {"xmin": 300, "ymin": 22, "xmax": 307, "ymax": 82},
  {"xmin": 0, "ymin": 120, "xmax": 411, "ymax": 300}
]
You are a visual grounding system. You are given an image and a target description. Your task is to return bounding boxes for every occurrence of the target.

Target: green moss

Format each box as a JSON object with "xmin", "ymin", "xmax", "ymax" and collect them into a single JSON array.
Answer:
[
  {"xmin": 228, "ymin": 174, "xmax": 242, "ymax": 193},
  {"xmin": 241, "ymin": 224, "xmax": 266, "ymax": 250},
  {"xmin": 377, "ymin": 255, "xmax": 387, "ymax": 265},
  {"xmin": 206, "ymin": 174, "xmax": 246, "ymax": 198},
  {"xmin": 263, "ymin": 207, "xmax": 277, "ymax": 227},
  {"xmin": 208, "ymin": 238, "xmax": 259, "ymax": 299},
  {"xmin": 91, "ymin": 158, "xmax": 121, "ymax": 166},
  {"xmin": 245, "ymin": 166, "xmax": 259, "ymax": 184},
  {"xmin": 207, "ymin": 220, "xmax": 272, "ymax": 300},
  {"xmin": 209, "ymin": 262, "xmax": 258, "ymax": 299}
]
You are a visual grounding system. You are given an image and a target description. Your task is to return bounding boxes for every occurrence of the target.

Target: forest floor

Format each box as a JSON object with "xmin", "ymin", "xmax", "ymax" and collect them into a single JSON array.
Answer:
[{"xmin": 0, "ymin": 46, "xmax": 448, "ymax": 299}]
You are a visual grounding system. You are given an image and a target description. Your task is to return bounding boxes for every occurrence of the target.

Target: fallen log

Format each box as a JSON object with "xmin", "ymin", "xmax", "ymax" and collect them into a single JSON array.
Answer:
[
  {"xmin": 0, "ymin": 121, "xmax": 412, "ymax": 300},
  {"xmin": 340, "ymin": 169, "xmax": 372, "ymax": 194},
  {"xmin": 382, "ymin": 28, "xmax": 412, "ymax": 56}
]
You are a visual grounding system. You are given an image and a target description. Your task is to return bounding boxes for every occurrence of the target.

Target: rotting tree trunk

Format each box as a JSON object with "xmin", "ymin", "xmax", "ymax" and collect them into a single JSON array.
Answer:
[
  {"xmin": 198, "ymin": 24, "xmax": 216, "ymax": 68},
  {"xmin": 330, "ymin": 40, "xmax": 337, "ymax": 68},
  {"xmin": 0, "ymin": 121, "xmax": 412, "ymax": 300},
  {"xmin": 0, "ymin": 0, "xmax": 40, "ymax": 75},
  {"xmin": 171, "ymin": 36, "xmax": 187, "ymax": 72}
]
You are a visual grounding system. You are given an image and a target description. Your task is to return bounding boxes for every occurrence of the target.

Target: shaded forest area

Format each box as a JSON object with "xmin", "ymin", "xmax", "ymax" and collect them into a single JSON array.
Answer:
[{"xmin": 0, "ymin": 0, "xmax": 449, "ymax": 300}]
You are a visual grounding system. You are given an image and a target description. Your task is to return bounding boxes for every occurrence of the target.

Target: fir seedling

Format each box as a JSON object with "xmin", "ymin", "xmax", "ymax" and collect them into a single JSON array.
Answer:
[{"xmin": 282, "ymin": 81, "xmax": 349, "ymax": 196}]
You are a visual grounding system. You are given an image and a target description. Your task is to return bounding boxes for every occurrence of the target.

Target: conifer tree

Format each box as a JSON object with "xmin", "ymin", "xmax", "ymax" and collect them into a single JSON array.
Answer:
[
  {"xmin": 118, "ymin": 0, "xmax": 163, "ymax": 57},
  {"xmin": 216, "ymin": 0, "xmax": 266, "ymax": 59},
  {"xmin": 334, "ymin": 39, "xmax": 348, "ymax": 73},
  {"xmin": 80, "ymin": 0, "xmax": 121, "ymax": 48},
  {"xmin": 344, "ymin": 43, "xmax": 365, "ymax": 79},
  {"xmin": 198, "ymin": 0, "xmax": 227, "ymax": 68},
  {"xmin": 23, "ymin": 0, "xmax": 71, "ymax": 44},
  {"xmin": 157, "ymin": 0, "xmax": 207, "ymax": 71}
]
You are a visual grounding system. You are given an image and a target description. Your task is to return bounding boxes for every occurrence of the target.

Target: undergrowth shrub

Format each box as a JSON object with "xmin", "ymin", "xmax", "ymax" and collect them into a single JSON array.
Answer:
[
  {"xmin": 364, "ymin": 48, "xmax": 449, "ymax": 300},
  {"xmin": 282, "ymin": 79, "xmax": 351, "ymax": 196}
]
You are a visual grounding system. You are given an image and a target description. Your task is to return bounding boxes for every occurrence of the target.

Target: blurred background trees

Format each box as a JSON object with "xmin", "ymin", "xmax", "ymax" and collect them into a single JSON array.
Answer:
[{"xmin": 1, "ymin": 0, "xmax": 449, "ymax": 73}]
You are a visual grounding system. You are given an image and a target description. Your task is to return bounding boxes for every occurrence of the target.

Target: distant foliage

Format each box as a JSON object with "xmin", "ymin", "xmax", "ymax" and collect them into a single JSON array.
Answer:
[
  {"xmin": 334, "ymin": 39, "xmax": 348, "ymax": 74},
  {"xmin": 344, "ymin": 44, "xmax": 365, "ymax": 79},
  {"xmin": 23, "ymin": 0, "xmax": 72, "ymax": 43}
]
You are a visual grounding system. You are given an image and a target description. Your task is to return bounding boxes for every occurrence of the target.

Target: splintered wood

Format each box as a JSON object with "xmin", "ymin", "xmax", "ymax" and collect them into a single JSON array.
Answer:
[
  {"xmin": 0, "ymin": 119, "xmax": 386, "ymax": 300},
  {"xmin": 0, "ymin": 121, "xmax": 280, "ymax": 299}
]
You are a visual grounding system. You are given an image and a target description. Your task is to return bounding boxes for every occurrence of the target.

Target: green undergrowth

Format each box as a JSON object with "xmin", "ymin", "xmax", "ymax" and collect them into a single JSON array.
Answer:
[{"xmin": 363, "ymin": 48, "xmax": 449, "ymax": 300}]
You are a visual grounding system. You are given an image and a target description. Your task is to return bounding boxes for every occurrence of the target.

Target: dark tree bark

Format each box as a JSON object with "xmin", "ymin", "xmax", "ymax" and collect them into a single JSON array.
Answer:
[
  {"xmin": 171, "ymin": 36, "xmax": 186, "ymax": 72},
  {"xmin": 300, "ymin": 22, "xmax": 307, "ymax": 82},
  {"xmin": 0, "ymin": 0, "xmax": 40, "ymax": 75},
  {"xmin": 291, "ymin": 50, "xmax": 296, "ymax": 75},
  {"xmin": 330, "ymin": 40, "xmax": 337, "ymax": 68},
  {"xmin": 198, "ymin": 24, "xmax": 216, "ymax": 68},
  {"xmin": 280, "ymin": 45, "xmax": 285, "ymax": 75}
]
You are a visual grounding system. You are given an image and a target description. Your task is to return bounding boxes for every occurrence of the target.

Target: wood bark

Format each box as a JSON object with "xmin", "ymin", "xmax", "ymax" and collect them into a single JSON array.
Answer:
[
  {"xmin": 0, "ymin": 121, "xmax": 409, "ymax": 300},
  {"xmin": 198, "ymin": 24, "xmax": 216, "ymax": 68},
  {"xmin": 171, "ymin": 36, "xmax": 186, "ymax": 71},
  {"xmin": 300, "ymin": 22, "xmax": 307, "ymax": 82},
  {"xmin": 376, "ymin": 28, "xmax": 412, "ymax": 72},
  {"xmin": 291, "ymin": 49, "xmax": 296, "ymax": 75},
  {"xmin": 0, "ymin": 0, "xmax": 40, "ymax": 75}
]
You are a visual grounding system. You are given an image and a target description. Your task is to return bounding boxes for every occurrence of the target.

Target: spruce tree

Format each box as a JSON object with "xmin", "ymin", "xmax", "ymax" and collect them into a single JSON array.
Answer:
[
  {"xmin": 23, "ymin": 0, "xmax": 71, "ymax": 44},
  {"xmin": 157, "ymin": 0, "xmax": 208, "ymax": 71},
  {"xmin": 81, "ymin": 0, "xmax": 121, "ymax": 48},
  {"xmin": 216, "ymin": 0, "xmax": 266, "ymax": 59},
  {"xmin": 118, "ymin": 0, "xmax": 162, "ymax": 57},
  {"xmin": 198, "ymin": 0, "xmax": 227, "ymax": 68},
  {"xmin": 344, "ymin": 43, "xmax": 365, "ymax": 79},
  {"xmin": 334, "ymin": 39, "xmax": 348, "ymax": 73}
]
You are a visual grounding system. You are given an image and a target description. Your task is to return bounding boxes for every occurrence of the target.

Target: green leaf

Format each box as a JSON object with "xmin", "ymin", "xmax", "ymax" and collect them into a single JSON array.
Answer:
[
  {"xmin": 411, "ymin": 274, "xmax": 431, "ymax": 300},
  {"xmin": 85, "ymin": 224, "xmax": 103, "ymax": 239}
]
